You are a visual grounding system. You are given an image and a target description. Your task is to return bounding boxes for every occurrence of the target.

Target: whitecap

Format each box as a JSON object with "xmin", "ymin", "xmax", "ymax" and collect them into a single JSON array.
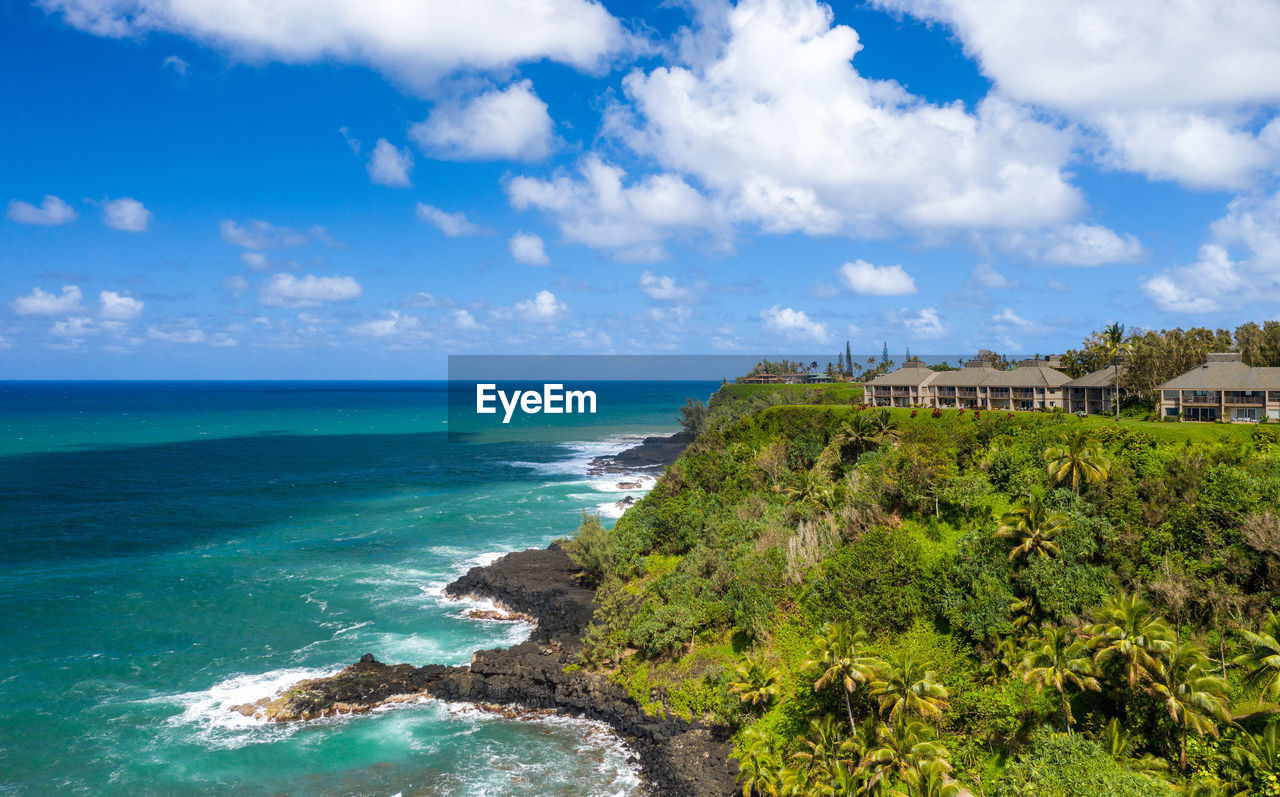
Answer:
[{"xmin": 158, "ymin": 666, "xmax": 340, "ymax": 748}]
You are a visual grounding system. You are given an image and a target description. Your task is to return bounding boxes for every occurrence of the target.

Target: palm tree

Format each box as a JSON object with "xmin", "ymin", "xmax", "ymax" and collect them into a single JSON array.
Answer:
[
  {"xmin": 994, "ymin": 497, "xmax": 1068, "ymax": 562},
  {"xmin": 1086, "ymin": 592, "xmax": 1174, "ymax": 688},
  {"xmin": 1150, "ymin": 641, "xmax": 1232, "ymax": 771},
  {"xmin": 1020, "ymin": 624, "xmax": 1101, "ymax": 733},
  {"xmin": 839, "ymin": 412, "xmax": 881, "ymax": 457},
  {"xmin": 784, "ymin": 469, "xmax": 830, "ymax": 508},
  {"xmin": 871, "ymin": 408, "xmax": 900, "ymax": 444},
  {"xmin": 857, "ymin": 716, "xmax": 951, "ymax": 797},
  {"xmin": 1230, "ymin": 719, "xmax": 1280, "ymax": 775},
  {"xmin": 1044, "ymin": 430, "xmax": 1111, "ymax": 495},
  {"xmin": 790, "ymin": 714, "xmax": 847, "ymax": 775},
  {"xmin": 1233, "ymin": 611, "xmax": 1280, "ymax": 701},
  {"xmin": 736, "ymin": 725, "xmax": 782, "ymax": 797},
  {"xmin": 870, "ymin": 651, "xmax": 951, "ymax": 723},
  {"xmin": 806, "ymin": 623, "xmax": 883, "ymax": 732},
  {"xmin": 906, "ymin": 758, "xmax": 961, "ymax": 797},
  {"xmin": 1098, "ymin": 321, "xmax": 1132, "ymax": 420},
  {"xmin": 729, "ymin": 651, "xmax": 783, "ymax": 707},
  {"xmin": 1092, "ymin": 717, "xmax": 1139, "ymax": 759}
]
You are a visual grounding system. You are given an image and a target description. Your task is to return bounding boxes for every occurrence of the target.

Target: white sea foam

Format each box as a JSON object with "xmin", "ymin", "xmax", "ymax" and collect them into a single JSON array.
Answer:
[
  {"xmin": 161, "ymin": 666, "xmax": 340, "ymax": 747},
  {"xmin": 508, "ymin": 434, "xmax": 648, "ymax": 477},
  {"xmin": 374, "ymin": 700, "xmax": 645, "ymax": 796}
]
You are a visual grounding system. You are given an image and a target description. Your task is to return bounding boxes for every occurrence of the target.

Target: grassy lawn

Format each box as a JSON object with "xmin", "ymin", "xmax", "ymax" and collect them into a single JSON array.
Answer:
[{"xmin": 1076, "ymin": 412, "xmax": 1259, "ymax": 442}]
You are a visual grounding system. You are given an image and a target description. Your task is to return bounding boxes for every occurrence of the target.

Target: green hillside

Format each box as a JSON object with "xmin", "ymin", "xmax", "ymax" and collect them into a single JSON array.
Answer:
[{"xmin": 566, "ymin": 392, "xmax": 1280, "ymax": 796}]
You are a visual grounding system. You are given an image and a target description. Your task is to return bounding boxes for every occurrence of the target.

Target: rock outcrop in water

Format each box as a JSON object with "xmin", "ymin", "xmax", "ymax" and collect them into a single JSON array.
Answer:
[
  {"xmin": 589, "ymin": 431, "xmax": 694, "ymax": 474},
  {"xmin": 255, "ymin": 545, "xmax": 735, "ymax": 797}
]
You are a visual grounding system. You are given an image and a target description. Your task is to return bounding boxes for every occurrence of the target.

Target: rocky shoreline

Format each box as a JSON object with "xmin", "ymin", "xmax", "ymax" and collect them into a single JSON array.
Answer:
[
  {"xmin": 251, "ymin": 544, "xmax": 735, "ymax": 795},
  {"xmin": 588, "ymin": 430, "xmax": 694, "ymax": 474},
  {"xmin": 245, "ymin": 430, "xmax": 735, "ymax": 796}
]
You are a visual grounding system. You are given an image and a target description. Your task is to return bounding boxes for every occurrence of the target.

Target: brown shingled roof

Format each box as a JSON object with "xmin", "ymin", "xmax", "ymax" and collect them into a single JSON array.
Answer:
[
  {"xmin": 866, "ymin": 360, "xmax": 940, "ymax": 387},
  {"xmin": 981, "ymin": 364, "xmax": 1072, "ymax": 388},
  {"xmin": 1066, "ymin": 366, "xmax": 1124, "ymax": 388},
  {"xmin": 1160, "ymin": 359, "xmax": 1280, "ymax": 390}
]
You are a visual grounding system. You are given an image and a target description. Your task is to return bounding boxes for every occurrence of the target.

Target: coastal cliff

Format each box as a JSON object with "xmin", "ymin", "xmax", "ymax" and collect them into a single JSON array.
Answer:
[
  {"xmin": 253, "ymin": 431, "xmax": 735, "ymax": 796},
  {"xmin": 259, "ymin": 545, "xmax": 735, "ymax": 796}
]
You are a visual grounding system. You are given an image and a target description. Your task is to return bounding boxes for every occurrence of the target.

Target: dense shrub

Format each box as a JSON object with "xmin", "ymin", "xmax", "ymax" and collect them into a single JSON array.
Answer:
[{"xmin": 997, "ymin": 732, "xmax": 1174, "ymax": 796}]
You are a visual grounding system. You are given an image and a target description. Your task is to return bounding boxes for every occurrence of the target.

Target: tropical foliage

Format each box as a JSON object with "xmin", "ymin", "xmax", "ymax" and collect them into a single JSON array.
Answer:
[{"xmin": 564, "ymin": 370, "xmax": 1280, "ymax": 795}]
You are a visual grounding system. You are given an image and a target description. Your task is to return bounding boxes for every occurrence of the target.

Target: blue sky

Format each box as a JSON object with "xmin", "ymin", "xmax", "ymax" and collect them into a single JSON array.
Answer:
[{"xmin": 3, "ymin": 0, "xmax": 1280, "ymax": 378}]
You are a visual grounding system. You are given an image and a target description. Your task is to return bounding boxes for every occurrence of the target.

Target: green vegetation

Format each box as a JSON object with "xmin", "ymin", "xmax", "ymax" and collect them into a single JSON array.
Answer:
[{"xmin": 566, "ymin": 391, "xmax": 1280, "ymax": 795}]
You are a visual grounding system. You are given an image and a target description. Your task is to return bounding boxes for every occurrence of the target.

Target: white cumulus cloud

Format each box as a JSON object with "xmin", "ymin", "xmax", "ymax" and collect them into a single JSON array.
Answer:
[
  {"xmin": 512, "ymin": 290, "xmax": 567, "ymax": 323},
  {"xmin": 349, "ymin": 311, "xmax": 422, "ymax": 337},
  {"xmin": 509, "ymin": 232, "xmax": 550, "ymax": 265},
  {"xmin": 411, "ymin": 81, "xmax": 554, "ymax": 161},
  {"xmin": 416, "ymin": 203, "xmax": 483, "ymax": 237},
  {"xmin": 639, "ymin": 271, "xmax": 695, "ymax": 303},
  {"xmin": 605, "ymin": 0, "xmax": 1081, "ymax": 240},
  {"xmin": 874, "ymin": 0, "xmax": 1280, "ymax": 189},
  {"xmin": 101, "ymin": 197, "xmax": 152, "ymax": 231},
  {"xmin": 997, "ymin": 223, "xmax": 1145, "ymax": 266},
  {"xmin": 453, "ymin": 309, "xmax": 480, "ymax": 330},
  {"xmin": 1140, "ymin": 187, "xmax": 1280, "ymax": 312},
  {"xmin": 99, "ymin": 290, "xmax": 144, "ymax": 320},
  {"xmin": 760, "ymin": 305, "xmax": 830, "ymax": 344},
  {"xmin": 508, "ymin": 155, "xmax": 722, "ymax": 261},
  {"xmin": 367, "ymin": 138, "xmax": 413, "ymax": 187},
  {"xmin": 7, "ymin": 195, "xmax": 78, "ymax": 226},
  {"xmin": 838, "ymin": 260, "xmax": 917, "ymax": 296},
  {"xmin": 885, "ymin": 307, "xmax": 947, "ymax": 339},
  {"xmin": 12, "ymin": 285, "xmax": 83, "ymax": 315},
  {"xmin": 259, "ymin": 273, "xmax": 363, "ymax": 308},
  {"xmin": 39, "ymin": 0, "xmax": 627, "ymax": 95}
]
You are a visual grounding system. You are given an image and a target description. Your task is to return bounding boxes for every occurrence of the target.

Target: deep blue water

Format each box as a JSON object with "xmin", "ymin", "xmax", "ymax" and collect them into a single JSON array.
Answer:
[{"xmin": 0, "ymin": 380, "xmax": 716, "ymax": 796}]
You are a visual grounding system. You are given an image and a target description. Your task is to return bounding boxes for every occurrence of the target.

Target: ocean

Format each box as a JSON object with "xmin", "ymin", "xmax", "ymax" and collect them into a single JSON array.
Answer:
[{"xmin": 0, "ymin": 380, "xmax": 717, "ymax": 796}]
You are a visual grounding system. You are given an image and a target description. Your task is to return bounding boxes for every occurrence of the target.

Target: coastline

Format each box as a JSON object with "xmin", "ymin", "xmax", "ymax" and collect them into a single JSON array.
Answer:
[{"xmin": 249, "ymin": 430, "xmax": 737, "ymax": 796}]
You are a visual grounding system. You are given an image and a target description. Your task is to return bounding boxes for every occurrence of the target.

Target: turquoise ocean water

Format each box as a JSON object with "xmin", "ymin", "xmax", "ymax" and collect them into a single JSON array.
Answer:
[{"xmin": 0, "ymin": 381, "xmax": 716, "ymax": 796}]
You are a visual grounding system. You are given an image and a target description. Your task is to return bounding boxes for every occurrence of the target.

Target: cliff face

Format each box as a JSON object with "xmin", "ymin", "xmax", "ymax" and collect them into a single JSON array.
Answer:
[
  {"xmin": 258, "ymin": 545, "xmax": 735, "ymax": 797},
  {"xmin": 443, "ymin": 545, "xmax": 735, "ymax": 796}
]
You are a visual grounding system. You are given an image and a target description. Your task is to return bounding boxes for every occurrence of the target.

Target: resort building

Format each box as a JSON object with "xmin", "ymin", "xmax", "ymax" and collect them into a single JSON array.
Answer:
[
  {"xmin": 866, "ymin": 358, "xmax": 1072, "ymax": 411},
  {"xmin": 867, "ymin": 360, "xmax": 938, "ymax": 407},
  {"xmin": 982, "ymin": 360, "xmax": 1071, "ymax": 411},
  {"xmin": 929, "ymin": 360, "xmax": 999, "ymax": 409},
  {"xmin": 1065, "ymin": 364, "xmax": 1122, "ymax": 415},
  {"xmin": 738, "ymin": 372, "xmax": 837, "ymax": 385},
  {"xmin": 1158, "ymin": 352, "xmax": 1280, "ymax": 422}
]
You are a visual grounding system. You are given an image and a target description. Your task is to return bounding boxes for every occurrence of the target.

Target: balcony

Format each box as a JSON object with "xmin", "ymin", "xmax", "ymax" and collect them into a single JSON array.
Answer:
[
  {"xmin": 1224, "ymin": 393, "xmax": 1264, "ymax": 405},
  {"xmin": 1181, "ymin": 393, "xmax": 1221, "ymax": 406},
  {"xmin": 891, "ymin": 387, "xmax": 911, "ymax": 396},
  {"xmin": 1013, "ymin": 389, "xmax": 1035, "ymax": 399}
]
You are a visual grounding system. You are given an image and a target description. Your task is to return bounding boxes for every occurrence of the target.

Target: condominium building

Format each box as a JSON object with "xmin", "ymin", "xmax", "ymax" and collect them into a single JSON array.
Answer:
[
  {"xmin": 1065, "ymin": 364, "xmax": 1122, "ymax": 415},
  {"xmin": 866, "ymin": 360, "xmax": 938, "ymax": 407},
  {"xmin": 1158, "ymin": 352, "xmax": 1280, "ymax": 422},
  {"xmin": 866, "ymin": 358, "xmax": 1072, "ymax": 411},
  {"xmin": 929, "ymin": 360, "xmax": 999, "ymax": 409},
  {"xmin": 983, "ymin": 360, "xmax": 1071, "ymax": 411}
]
